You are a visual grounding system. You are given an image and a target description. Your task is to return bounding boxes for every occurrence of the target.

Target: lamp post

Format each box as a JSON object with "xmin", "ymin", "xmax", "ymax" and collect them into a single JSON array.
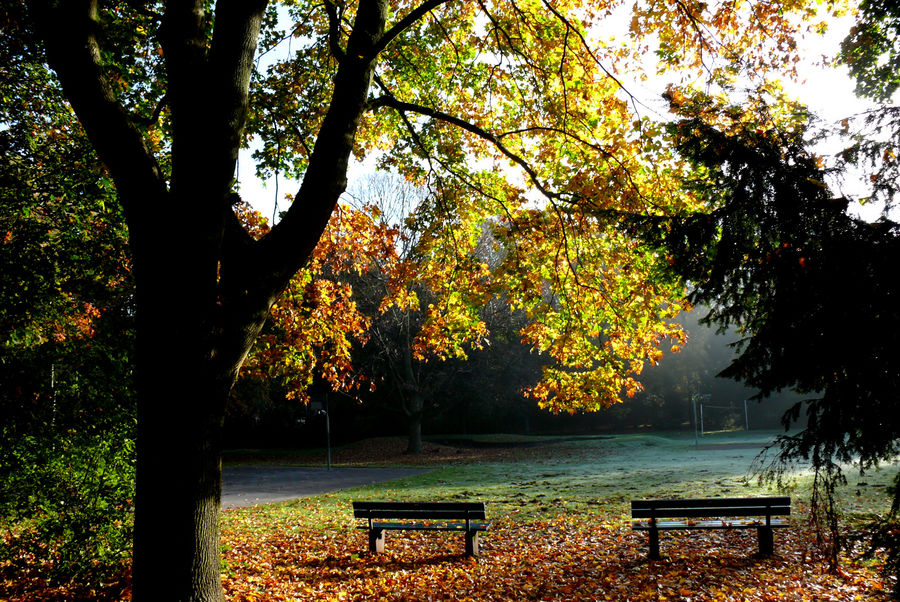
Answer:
[
  {"xmin": 692, "ymin": 393, "xmax": 699, "ymax": 448},
  {"xmin": 311, "ymin": 394, "xmax": 332, "ymax": 471},
  {"xmin": 324, "ymin": 392, "xmax": 331, "ymax": 471}
]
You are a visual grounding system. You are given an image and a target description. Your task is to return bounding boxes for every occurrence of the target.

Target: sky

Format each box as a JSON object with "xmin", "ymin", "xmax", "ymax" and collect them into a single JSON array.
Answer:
[{"xmin": 237, "ymin": 7, "xmax": 884, "ymax": 224}]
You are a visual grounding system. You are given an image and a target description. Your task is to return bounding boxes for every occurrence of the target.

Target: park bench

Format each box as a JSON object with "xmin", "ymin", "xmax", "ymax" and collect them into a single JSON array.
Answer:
[
  {"xmin": 352, "ymin": 501, "xmax": 490, "ymax": 557},
  {"xmin": 631, "ymin": 496, "xmax": 791, "ymax": 560}
]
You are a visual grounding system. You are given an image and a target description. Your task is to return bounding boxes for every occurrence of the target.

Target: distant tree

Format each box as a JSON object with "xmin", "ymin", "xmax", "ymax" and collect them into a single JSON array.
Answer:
[
  {"xmin": 345, "ymin": 174, "xmax": 494, "ymax": 453},
  {"xmin": 443, "ymin": 287, "xmax": 547, "ymax": 435}
]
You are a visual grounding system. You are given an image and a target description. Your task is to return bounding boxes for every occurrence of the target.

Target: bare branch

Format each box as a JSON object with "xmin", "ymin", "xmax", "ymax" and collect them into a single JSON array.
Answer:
[
  {"xmin": 26, "ymin": 0, "xmax": 167, "ymax": 212},
  {"xmin": 134, "ymin": 92, "xmax": 169, "ymax": 126}
]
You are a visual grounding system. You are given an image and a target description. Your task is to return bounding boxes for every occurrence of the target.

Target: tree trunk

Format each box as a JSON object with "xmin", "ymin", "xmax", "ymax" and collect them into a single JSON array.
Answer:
[
  {"xmin": 406, "ymin": 409, "xmax": 424, "ymax": 454},
  {"xmin": 400, "ymin": 342, "xmax": 425, "ymax": 454},
  {"xmin": 29, "ymin": 2, "xmax": 390, "ymax": 599},
  {"xmin": 133, "ymin": 365, "xmax": 227, "ymax": 601},
  {"xmin": 130, "ymin": 230, "xmax": 265, "ymax": 601}
]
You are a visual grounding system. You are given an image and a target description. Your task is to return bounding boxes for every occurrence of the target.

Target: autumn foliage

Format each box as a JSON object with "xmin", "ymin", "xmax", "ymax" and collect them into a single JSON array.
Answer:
[
  {"xmin": 4, "ymin": 506, "xmax": 890, "ymax": 601},
  {"xmin": 240, "ymin": 190, "xmax": 689, "ymax": 414},
  {"xmin": 9, "ymin": 0, "xmax": 875, "ymax": 600},
  {"xmin": 241, "ymin": 202, "xmax": 397, "ymax": 400}
]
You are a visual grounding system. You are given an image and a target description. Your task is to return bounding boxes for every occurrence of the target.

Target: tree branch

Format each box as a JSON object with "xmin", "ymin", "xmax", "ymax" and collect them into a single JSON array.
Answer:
[
  {"xmin": 323, "ymin": 0, "xmax": 347, "ymax": 60},
  {"xmin": 160, "ymin": 0, "xmax": 209, "ymax": 116},
  {"xmin": 369, "ymin": 93, "xmax": 565, "ymax": 204},
  {"xmin": 255, "ymin": 0, "xmax": 388, "ymax": 306},
  {"xmin": 368, "ymin": 0, "xmax": 452, "ymax": 60},
  {"xmin": 26, "ymin": 0, "xmax": 167, "ymax": 220},
  {"xmin": 135, "ymin": 92, "xmax": 169, "ymax": 126},
  {"xmin": 207, "ymin": 0, "xmax": 270, "ymax": 194}
]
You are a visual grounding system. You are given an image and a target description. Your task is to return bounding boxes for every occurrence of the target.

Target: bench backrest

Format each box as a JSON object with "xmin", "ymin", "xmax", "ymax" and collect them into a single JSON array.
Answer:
[
  {"xmin": 353, "ymin": 501, "xmax": 486, "ymax": 521},
  {"xmin": 631, "ymin": 497, "xmax": 790, "ymax": 520}
]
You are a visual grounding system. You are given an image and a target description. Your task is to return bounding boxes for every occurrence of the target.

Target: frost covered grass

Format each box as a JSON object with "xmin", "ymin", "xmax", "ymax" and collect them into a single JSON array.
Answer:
[{"xmin": 225, "ymin": 430, "xmax": 898, "ymax": 532}]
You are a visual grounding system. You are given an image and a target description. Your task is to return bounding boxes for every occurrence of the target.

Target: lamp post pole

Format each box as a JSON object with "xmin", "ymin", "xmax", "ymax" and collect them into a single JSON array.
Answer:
[
  {"xmin": 325, "ymin": 392, "xmax": 332, "ymax": 471},
  {"xmin": 692, "ymin": 394, "xmax": 699, "ymax": 448}
]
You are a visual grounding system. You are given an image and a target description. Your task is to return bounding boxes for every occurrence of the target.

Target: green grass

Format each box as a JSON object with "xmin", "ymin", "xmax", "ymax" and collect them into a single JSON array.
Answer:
[{"xmin": 221, "ymin": 431, "xmax": 900, "ymax": 535}]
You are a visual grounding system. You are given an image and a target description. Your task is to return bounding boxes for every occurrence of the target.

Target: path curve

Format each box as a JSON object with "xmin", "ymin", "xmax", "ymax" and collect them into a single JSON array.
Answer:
[{"xmin": 221, "ymin": 466, "xmax": 432, "ymax": 509}]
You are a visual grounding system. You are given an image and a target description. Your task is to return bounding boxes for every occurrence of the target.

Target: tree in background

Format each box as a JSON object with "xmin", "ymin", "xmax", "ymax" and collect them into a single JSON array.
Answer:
[
  {"xmin": 242, "ymin": 175, "xmax": 521, "ymax": 454},
  {"xmin": 11, "ymin": 1, "xmax": 836, "ymax": 598},
  {"xmin": 245, "ymin": 168, "xmax": 683, "ymax": 454},
  {"xmin": 338, "ymin": 175, "xmax": 484, "ymax": 454}
]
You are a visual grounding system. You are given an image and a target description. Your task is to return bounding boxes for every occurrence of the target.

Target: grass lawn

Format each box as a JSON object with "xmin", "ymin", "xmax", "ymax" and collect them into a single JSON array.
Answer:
[{"xmin": 219, "ymin": 431, "xmax": 898, "ymax": 600}]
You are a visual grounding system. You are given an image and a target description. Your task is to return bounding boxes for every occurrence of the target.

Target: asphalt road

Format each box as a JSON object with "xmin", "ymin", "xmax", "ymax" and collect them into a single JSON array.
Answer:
[{"xmin": 221, "ymin": 466, "xmax": 432, "ymax": 509}]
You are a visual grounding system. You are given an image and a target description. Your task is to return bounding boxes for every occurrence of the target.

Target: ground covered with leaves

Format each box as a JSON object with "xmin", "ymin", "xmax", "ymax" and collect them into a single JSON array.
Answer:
[
  {"xmin": 2, "ymin": 511, "xmax": 890, "ymax": 601},
  {"xmin": 3, "ymin": 433, "xmax": 897, "ymax": 600},
  {"xmin": 217, "ymin": 504, "xmax": 893, "ymax": 601}
]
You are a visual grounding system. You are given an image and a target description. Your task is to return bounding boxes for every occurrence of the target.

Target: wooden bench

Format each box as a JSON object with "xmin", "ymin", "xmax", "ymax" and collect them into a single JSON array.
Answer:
[
  {"xmin": 631, "ymin": 496, "xmax": 790, "ymax": 560},
  {"xmin": 352, "ymin": 501, "xmax": 490, "ymax": 557}
]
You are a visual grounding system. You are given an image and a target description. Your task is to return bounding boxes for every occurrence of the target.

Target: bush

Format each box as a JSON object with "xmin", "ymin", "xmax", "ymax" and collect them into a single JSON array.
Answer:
[{"xmin": 1, "ymin": 347, "xmax": 135, "ymax": 590}]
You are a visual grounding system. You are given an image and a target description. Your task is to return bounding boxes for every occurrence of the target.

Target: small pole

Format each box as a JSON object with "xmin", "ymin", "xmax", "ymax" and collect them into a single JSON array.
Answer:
[
  {"xmin": 692, "ymin": 394, "xmax": 699, "ymax": 448},
  {"xmin": 50, "ymin": 363, "xmax": 57, "ymax": 452},
  {"xmin": 325, "ymin": 392, "xmax": 332, "ymax": 471},
  {"xmin": 699, "ymin": 402, "xmax": 705, "ymax": 436},
  {"xmin": 744, "ymin": 399, "xmax": 750, "ymax": 431}
]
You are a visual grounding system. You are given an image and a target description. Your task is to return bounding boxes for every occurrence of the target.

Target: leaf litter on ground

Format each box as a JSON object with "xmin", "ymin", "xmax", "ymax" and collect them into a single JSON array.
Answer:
[
  {"xmin": 219, "ymin": 512, "xmax": 890, "ymax": 601},
  {"xmin": 3, "ymin": 432, "xmax": 897, "ymax": 600}
]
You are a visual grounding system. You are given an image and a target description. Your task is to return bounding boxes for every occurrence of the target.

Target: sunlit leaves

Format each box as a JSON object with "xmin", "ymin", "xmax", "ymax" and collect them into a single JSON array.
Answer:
[
  {"xmin": 840, "ymin": 0, "xmax": 900, "ymax": 102},
  {"xmin": 216, "ymin": 512, "xmax": 888, "ymax": 601},
  {"xmin": 235, "ymin": 0, "xmax": 849, "ymax": 414},
  {"xmin": 244, "ymin": 202, "xmax": 397, "ymax": 400}
]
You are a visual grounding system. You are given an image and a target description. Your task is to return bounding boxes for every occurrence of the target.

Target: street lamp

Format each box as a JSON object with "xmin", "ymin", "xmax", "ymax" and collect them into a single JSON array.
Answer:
[{"xmin": 310, "ymin": 394, "xmax": 332, "ymax": 471}]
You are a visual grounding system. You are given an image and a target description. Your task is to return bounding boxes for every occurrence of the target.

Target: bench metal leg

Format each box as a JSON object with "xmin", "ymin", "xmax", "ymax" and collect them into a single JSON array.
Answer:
[
  {"xmin": 648, "ymin": 528, "xmax": 660, "ymax": 560},
  {"xmin": 465, "ymin": 530, "xmax": 480, "ymax": 557},
  {"xmin": 369, "ymin": 528, "xmax": 385, "ymax": 553},
  {"xmin": 757, "ymin": 527, "xmax": 774, "ymax": 556}
]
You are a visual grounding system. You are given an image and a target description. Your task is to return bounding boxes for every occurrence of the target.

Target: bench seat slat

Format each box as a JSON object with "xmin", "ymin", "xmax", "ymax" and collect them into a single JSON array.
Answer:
[
  {"xmin": 353, "ymin": 501, "xmax": 486, "ymax": 521},
  {"xmin": 354, "ymin": 509, "xmax": 486, "ymax": 520},
  {"xmin": 633, "ymin": 518, "xmax": 790, "ymax": 530},
  {"xmin": 354, "ymin": 502, "xmax": 485, "ymax": 512}
]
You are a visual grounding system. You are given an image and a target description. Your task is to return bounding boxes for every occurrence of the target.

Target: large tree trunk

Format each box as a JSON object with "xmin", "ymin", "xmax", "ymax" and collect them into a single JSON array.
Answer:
[
  {"xmin": 30, "ymin": 1, "xmax": 390, "ymax": 599},
  {"xmin": 130, "ymin": 236, "xmax": 265, "ymax": 601},
  {"xmin": 133, "ymin": 357, "xmax": 227, "ymax": 600}
]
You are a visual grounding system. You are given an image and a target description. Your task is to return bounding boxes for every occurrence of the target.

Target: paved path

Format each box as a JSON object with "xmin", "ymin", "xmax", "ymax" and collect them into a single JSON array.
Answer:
[{"xmin": 221, "ymin": 466, "xmax": 432, "ymax": 509}]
